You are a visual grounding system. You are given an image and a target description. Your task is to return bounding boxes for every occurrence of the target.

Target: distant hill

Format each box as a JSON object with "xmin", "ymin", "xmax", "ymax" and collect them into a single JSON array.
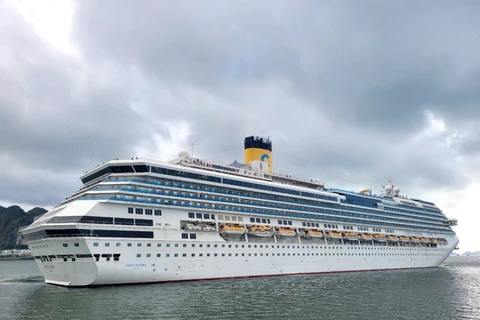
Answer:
[
  {"xmin": 462, "ymin": 251, "xmax": 480, "ymax": 256},
  {"xmin": 0, "ymin": 205, "xmax": 47, "ymax": 249},
  {"xmin": 450, "ymin": 252, "xmax": 459, "ymax": 256}
]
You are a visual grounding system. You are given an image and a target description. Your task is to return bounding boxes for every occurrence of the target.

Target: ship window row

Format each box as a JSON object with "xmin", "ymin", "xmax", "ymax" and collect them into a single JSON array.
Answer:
[
  {"xmin": 102, "ymin": 178, "xmax": 445, "ymax": 221},
  {"xmin": 358, "ymin": 227, "xmax": 369, "ymax": 232},
  {"xmin": 303, "ymin": 222, "xmax": 321, "ymax": 228},
  {"xmin": 343, "ymin": 225, "xmax": 354, "ymax": 230},
  {"xmin": 217, "ymin": 215, "xmax": 242, "ymax": 222},
  {"xmin": 131, "ymin": 251, "xmax": 446, "ymax": 259},
  {"xmin": 372, "ymin": 228, "xmax": 382, "ymax": 232},
  {"xmin": 113, "ymin": 182, "xmax": 446, "ymax": 224},
  {"xmin": 112, "ymin": 186, "xmax": 446, "ymax": 228},
  {"xmin": 90, "ymin": 242, "xmax": 448, "ymax": 251},
  {"xmin": 342, "ymin": 194, "xmax": 381, "ymax": 208},
  {"xmin": 181, "ymin": 233, "xmax": 197, "ymax": 239},
  {"xmin": 250, "ymin": 217, "xmax": 272, "ymax": 224},
  {"xmin": 188, "ymin": 212, "xmax": 215, "ymax": 220},
  {"xmin": 278, "ymin": 220, "xmax": 293, "ymax": 225},
  {"xmin": 128, "ymin": 207, "xmax": 162, "ymax": 216},
  {"xmin": 47, "ymin": 215, "xmax": 153, "ymax": 227},
  {"xmin": 92, "ymin": 253, "xmax": 121, "ymax": 262},
  {"xmin": 383, "ymin": 205, "xmax": 444, "ymax": 219},
  {"xmin": 94, "ymin": 194, "xmax": 452, "ymax": 233},
  {"xmin": 23, "ymin": 229, "xmax": 154, "ymax": 241}
]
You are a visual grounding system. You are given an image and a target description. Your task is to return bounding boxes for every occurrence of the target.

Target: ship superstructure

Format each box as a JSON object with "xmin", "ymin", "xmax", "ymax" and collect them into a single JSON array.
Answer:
[{"xmin": 21, "ymin": 136, "xmax": 459, "ymax": 287}]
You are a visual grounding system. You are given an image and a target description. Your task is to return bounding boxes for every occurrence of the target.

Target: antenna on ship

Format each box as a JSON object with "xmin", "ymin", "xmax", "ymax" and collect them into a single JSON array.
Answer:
[{"xmin": 191, "ymin": 142, "xmax": 194, "ymax": 157}]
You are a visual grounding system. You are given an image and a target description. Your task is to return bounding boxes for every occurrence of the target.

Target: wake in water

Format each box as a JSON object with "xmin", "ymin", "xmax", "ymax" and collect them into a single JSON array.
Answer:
[{"xmin": 0, "ymin": 275, "xmax": 44, "ymax": 284}]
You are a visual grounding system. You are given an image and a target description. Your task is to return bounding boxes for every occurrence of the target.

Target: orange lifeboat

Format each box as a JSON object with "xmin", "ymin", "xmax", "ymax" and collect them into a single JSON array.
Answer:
[
  {"xmin": 276, "ymin": 227, "xmax": 296, "ymax": 237},
  {"xmin": 219, "ymin": 224, "xmax": 244, "ymax": 235},
  {"xmin": 387, "ymin": 235, "xmax": 399, "ymax": 241},
  {"xmin": 360, "ymin": 233, "xmax": 373, "ymax": 241},
  {"xmin": 374, "ymin": 234, "xmax": 387, "ymax": 242},
  {"xmin": 327, "ymin": 231, "xmax": 342, "ymax": 239},
  {"xmin": 304, "ymin": 229, "xmax": 323, "ymax": 238},
  {"xmin": 344, "ymin": 232, "xmax": 359, "ymax": 241},
  {"xmin": 248, "ymin": 225, "xmax": 274, "ymax": 237}
]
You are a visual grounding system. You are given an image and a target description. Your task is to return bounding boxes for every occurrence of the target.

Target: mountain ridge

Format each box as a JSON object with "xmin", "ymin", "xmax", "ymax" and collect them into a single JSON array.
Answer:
[{"xmin": 0, "ymin": 205, "xmax": 47, "ymax": 249}]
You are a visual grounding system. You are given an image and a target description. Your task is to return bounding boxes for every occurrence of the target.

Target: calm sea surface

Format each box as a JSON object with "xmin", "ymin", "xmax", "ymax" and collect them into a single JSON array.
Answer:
[{"xmin": 0, "ymin": 257, "xmax": 479, "ymax": 320}]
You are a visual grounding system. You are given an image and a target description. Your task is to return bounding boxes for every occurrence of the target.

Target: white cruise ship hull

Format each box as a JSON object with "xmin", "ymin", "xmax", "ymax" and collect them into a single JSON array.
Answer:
[{"xmin": 31, "ymin": 236, "xmax": 458, "ymax": 287}]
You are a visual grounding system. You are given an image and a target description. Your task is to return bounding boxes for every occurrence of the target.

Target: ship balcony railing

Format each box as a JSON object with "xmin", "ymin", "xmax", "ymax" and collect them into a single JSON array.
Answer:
[
  {"xmin": 93, "ymin": 195, "xmax": 452, "ymax": 234},
  {"xmin": 101, "ymin": 178, "xmax": 446, "ymax": 222},
  {"xmin": 109, "ymin": 187, "xmax": 447, "ymax": 227},
  {"xmin": 107, "ymin": 176, "xmax": 445, "ymax": 219}
]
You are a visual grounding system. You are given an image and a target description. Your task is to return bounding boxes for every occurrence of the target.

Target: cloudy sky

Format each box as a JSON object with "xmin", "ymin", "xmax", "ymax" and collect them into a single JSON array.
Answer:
[{"xmin": 1, "ymin": 0, "xmax": 479, "ymax": 253}]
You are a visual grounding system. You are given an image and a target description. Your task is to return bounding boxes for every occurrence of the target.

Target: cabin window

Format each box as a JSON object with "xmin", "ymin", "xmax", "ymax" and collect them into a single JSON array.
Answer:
[
  {"xmin": 128, "ymin": 207, "xmax": 134, "ymax": 214},
  {"xmin": 145, "ymin": 209, "xmax": 153, "ymax": 215},
  {"xmin": 190, "ymin": 233, "xmax": 197, "ymax": 239},
  {"xmin": 154, "ymin": 210, "xmax": 162, "ymax": 216},
  {"xmin": 182, "ymin": 233, "xmax": 188, "ymax": 239},
  {"xmin": 278, "ymin": 220, "xmax": 283, "ymax": 225},
  {"xmin": 211, "ymin": 214, "xmax": 215, "ymax": 220},
  {"xmin": 135, "ymin": 208, "xmax": 143, "ymax": 215},
  {"xmin": 188, "ymin": 212, "xmax": 195, "ymax": 218},
  {"xmin": 196, "ymin": 213, "xmax": 202, "ymax": 219},
  {"xmin": 204, "ymin": 213, "xmax": 210, "ymax": 219}
]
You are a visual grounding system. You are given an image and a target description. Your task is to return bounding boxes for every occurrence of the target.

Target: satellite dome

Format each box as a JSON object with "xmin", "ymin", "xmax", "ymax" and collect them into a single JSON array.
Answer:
[
  {"xmin": 393, "ymin": 187, "xmax": 400, "ymax": 194},
  {"xmin": 178, "ymin": 150, "xmax": 190, "ymax": 158},
  {"xmin": 384, "ymin": 185, "xmax": 393, "ymax": 193}
]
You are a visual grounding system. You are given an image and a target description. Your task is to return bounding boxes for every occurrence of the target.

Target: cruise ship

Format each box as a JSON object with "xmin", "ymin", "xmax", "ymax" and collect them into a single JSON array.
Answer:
[{"xmin": 21, "ymin": 136, "xmax": 459, "ymax": 287}]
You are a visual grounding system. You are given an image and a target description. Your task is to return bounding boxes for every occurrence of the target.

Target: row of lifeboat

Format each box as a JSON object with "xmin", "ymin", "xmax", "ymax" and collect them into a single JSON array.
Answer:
[{"xmin": 219, "ymin": 224, "xmax": 448, "ymax": 245}]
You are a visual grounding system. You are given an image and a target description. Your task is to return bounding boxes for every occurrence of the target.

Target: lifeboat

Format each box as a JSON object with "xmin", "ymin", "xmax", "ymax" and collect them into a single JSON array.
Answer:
[
  {"xmin": 438, "ymin": 238, "xmax": 448, "ymax": 245},
  {"xmin": 247, "ymin": 225, "xmax": 274, "ymax": 237},
  {"xmin": 344, "ymin": 232, "xmax": 359, "ymax": 241},
  {"xmin": 304, "ymin": 229, "xmax": 323, "ymax": 238},
  {"xmin": 360, "ymin": 233, "xmax": 373, "ymax": 241},
  {"xmin": 421, "ymin": 237, "xmax": 430, "ymax": 244},
  {"xmin": 327, "ymin": 231, "xmax": 342, "ymax": 239},
  {"xmin": 374, "ymin": 234, "xmax": 386, "ymax": 242},
  {"xmin": 219, "ymin": 224, "xmax": 244, "ymax": 235},
  {"xmin": 276, "ymin": 227, "xmax": 296, "ymax": 237},
  {"xmin": 399, "ymin": 236, "xmax": 410, "ymax": 242},
  {"xmin": 410, "ymin": 236, "xmax": 421, "ymax": 243},
  {"xmin": 430, "ymin": 238, "xmax": 438, "ymax": 244},
  {"xmin": 387, "ymin": 235, "xmax": 399, "ymax": 242}
]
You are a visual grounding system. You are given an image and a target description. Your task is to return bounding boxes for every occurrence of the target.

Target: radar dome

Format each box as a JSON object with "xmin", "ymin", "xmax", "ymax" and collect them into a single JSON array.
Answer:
[
  {"xmin": 393, "ymin": 187, "xmax": 400, "ymax": 194},
  {"xmin": 178, "ymin": 150, "xmax": 190, "ymax": 158},
  {"xmin": 384, "ymin": 185, "xmax": 393, "ymax": 193}
]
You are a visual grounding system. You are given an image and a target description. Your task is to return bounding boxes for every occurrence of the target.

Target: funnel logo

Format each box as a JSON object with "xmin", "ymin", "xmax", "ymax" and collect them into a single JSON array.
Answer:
[{"xmin": 261, "ymin": 153, "xmax": 270, "ymax": 161}]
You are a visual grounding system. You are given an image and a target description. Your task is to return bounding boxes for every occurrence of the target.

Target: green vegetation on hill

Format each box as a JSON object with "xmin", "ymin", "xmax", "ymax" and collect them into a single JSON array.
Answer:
[{"xmin": 0, "ymin": 205, "xmax": 47, "ymax": 249}]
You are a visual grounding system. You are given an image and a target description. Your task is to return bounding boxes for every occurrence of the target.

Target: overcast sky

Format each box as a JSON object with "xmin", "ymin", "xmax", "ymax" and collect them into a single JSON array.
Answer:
[{"xmin": 1, "ymin": 0, "xmax": 479, "ymax": 253}]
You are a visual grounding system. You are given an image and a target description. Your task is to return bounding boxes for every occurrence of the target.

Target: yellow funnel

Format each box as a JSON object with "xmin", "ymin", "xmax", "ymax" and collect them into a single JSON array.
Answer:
[{"xmin": 244, "ymin": 136, "xmax": 273, "ymax": 173}]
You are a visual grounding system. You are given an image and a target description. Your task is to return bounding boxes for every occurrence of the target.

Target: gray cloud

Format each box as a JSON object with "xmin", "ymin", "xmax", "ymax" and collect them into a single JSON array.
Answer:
[{"xmin": 1, "ymin": 0, "xmax": 480, "ymax": 208}]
